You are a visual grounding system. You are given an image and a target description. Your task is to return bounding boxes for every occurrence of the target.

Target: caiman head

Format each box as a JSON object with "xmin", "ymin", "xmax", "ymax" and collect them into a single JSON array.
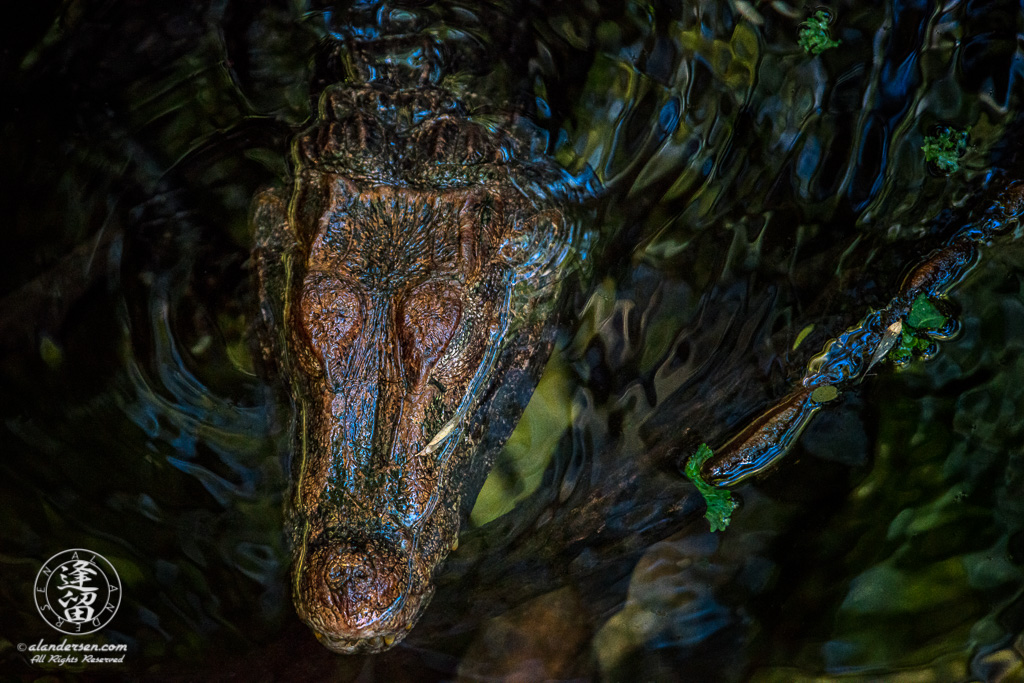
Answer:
[{"xmin": 252, "ymin": 85, "xmax": 580, "ymax": 653}]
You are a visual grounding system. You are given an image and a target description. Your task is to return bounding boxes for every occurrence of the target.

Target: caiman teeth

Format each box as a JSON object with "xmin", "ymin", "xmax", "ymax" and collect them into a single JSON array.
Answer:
[{"xmin": 312, "ymin": 631, "xmax": 403, "ymax": 653}]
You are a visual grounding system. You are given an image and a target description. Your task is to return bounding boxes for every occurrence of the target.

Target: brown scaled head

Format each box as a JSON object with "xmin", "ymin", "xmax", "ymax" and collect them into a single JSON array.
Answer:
[{"xmin": 255, "ymin": 171, "xmax": 574, "ymax": 653}]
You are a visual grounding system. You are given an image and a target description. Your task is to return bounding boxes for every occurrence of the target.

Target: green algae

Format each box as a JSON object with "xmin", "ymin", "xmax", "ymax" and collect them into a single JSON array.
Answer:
[
  {"xmin": 798, "ymin": 10, "xmax": 841, "ymax": 55},
  {"xmin": 684, "ymin": 444, "xmax": 737, "ymax": 532},
  {"xmin": 890, "ymin": 294, "xmax": 949, "ymax": 364},
  {"xmin": 922, "ymin": 127, "xmax": 970, "ymax": 174}
]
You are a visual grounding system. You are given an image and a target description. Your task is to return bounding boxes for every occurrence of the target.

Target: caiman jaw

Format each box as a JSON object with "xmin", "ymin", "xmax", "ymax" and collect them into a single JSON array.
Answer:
[
  {"xmin": 291, "ymin": 427, "xmax": 466, "ymax": 654},
  {"xmin": 290, "ymin": 385, "xmax": 469, "ymax": 653}
]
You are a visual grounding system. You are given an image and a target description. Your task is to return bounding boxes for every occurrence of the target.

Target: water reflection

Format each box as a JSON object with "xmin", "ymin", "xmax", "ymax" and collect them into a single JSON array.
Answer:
[{"xmin": 1, "ymin": 0, "xmax": 1023, "ymax": 680}]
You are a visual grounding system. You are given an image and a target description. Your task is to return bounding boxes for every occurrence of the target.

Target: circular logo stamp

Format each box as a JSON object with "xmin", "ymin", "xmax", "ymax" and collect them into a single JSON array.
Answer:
[{"xmin": 34, "ymin": 549, "xmax": 122, "ymax": 635}]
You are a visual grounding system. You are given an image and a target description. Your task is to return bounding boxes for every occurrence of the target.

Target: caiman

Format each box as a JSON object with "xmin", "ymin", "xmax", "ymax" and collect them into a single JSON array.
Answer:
[{"xmin": 252, "ymin": 1, "xmax": 588, "ymax": 653}]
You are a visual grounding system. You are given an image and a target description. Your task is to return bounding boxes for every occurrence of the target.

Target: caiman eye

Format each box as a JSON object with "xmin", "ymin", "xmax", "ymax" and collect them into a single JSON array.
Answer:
[
  {"xmin": 299, "ymin": 273, "xmax": 361, "ymax": 367},
  {"xmin": 399, "ymin": 281, "xmax": 462, "ymax": 380}
]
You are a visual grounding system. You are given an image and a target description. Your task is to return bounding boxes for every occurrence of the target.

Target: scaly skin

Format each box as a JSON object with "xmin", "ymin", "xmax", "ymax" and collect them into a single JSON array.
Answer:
[{"xmin": 253, "ymin": 81, "xmax": 581, "ymax": 653}]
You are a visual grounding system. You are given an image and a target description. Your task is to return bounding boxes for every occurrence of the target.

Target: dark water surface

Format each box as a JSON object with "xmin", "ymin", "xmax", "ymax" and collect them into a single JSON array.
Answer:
[{"xmin": 2, "ymin": 0, "xmax": 1024, "ymax": 680}]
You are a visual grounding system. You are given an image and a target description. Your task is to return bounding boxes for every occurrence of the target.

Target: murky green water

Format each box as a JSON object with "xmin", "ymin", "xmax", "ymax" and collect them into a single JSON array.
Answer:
[{"xmin": 2, "ymin": 0, "xmax": 1023, "ymax": 680}]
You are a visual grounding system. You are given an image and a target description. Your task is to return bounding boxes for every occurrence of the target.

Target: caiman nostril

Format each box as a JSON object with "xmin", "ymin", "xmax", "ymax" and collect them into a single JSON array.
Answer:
[
  {"xmin": 293, "ymin": 537, "xmax": 438, "ymax": 654},
  {"xmin": 301, "ymin": 543, "xmax": 405, "ymax": 633},
  {"xmin": 327, "ymin": 551, "xmax": 386, "ymax": 627}
]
